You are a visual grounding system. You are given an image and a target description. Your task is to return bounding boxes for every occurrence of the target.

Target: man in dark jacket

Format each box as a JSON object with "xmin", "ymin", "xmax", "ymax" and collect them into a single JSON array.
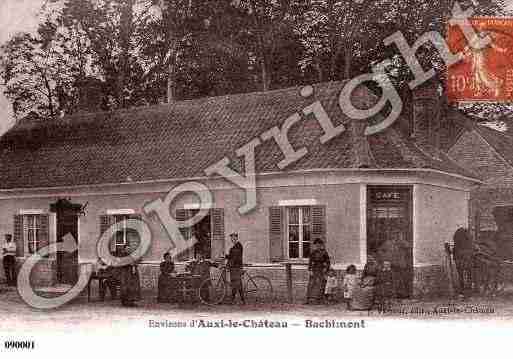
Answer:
[
  {"xmin": 453, "ymin": 228, "xmax": 473, "ymax": 297},
  {"xmin": 226, "ymin": 232, "xmax": 244, "ymax": 304}
]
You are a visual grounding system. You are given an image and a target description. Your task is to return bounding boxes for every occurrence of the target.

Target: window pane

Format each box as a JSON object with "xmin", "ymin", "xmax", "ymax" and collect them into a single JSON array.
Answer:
[
  {"xmin": 126, "ymin": 228, "xmax": 140, "ymax": 253},
  {"xmin": 303, "ymin": 242, "xmax": 311, "ymax": 258},
  {"xmin": 302, "ymin": 225, "xmax": 311, "ymax": 259},
  {"xmin": 288, "ymin": 207, "xmax": 299, "ymax": 224},
  {"xmin": 388, "ymin": 207, "xmax": 404, "ymax": 218},
  {"xmin": 34, "ymin": 229, "xmax": 40, "ymax": 251},
  {"xmin": 302, "ymin": 207, "xmax": 311, "ymax": 224},
  {"xmin": 115, "ymin": 231, "xmax": 125, "ymax": 245},
  {"xmin": 303, "ymin": 225, "xmax": 311, "ymax": 243},
  {"xmin": 288, "ymin": 225, "xmax": 299, "ymax": 243},
  {"xmin": 289, "ymin": 242, "xmax": 299, "ymax": 259},
  {"xmin": 28, "ymin": 229, "xmax": 35, "ymax": 254}
]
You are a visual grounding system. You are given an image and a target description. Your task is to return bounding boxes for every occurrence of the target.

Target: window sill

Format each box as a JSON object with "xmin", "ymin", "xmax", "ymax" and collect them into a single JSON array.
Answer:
[{"xmin": 276, "ymin": 259, "xmax": 309, "ymax": 266}]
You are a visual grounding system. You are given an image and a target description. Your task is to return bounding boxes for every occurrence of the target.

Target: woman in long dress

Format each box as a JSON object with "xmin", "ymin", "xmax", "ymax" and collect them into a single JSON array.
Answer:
[
  {"xmin": 157, "ymin": 252, "xmax": 176, "ymax": 303},
  {"xmin": 305, "ymin": 239, "xmax": 330, "ymax": 304},
  {"xmin": 119, "ymin": 245, "xmax": 141, "ymax": 307}
]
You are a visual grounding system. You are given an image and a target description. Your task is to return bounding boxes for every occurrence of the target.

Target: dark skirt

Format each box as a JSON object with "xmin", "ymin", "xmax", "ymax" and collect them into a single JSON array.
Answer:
[
  {"xmin": 306, "ymin": 272, "xmax": 326, "ymax": 303},
  {"xmin": 157, "ymin": 274, "xmax": 176, "ymax": 302},
  {"xmin": 351, "ymin": 277, "xmax": 377, "ymax": 310},
  {"xmin": 120, "ymin": 266, "xmax": 141, "ymax": 304},
  {"xmin": 230, "ymin": 267, "xmax": 243, "ymax": 291}
]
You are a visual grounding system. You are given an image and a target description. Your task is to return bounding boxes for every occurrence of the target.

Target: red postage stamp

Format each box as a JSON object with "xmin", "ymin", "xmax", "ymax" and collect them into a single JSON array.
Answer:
[{"xmin": 447, "ymin": 18, "xmax": 513, "ymax": 102}]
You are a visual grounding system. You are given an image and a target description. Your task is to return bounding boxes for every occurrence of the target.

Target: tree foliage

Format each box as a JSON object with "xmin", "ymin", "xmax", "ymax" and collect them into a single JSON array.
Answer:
[{"xmin": 0, "ymin": 0, "xmax": 510, "ymax": 122}]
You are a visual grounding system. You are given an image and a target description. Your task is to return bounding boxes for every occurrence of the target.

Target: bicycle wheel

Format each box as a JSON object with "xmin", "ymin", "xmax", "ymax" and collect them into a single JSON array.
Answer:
[
  {"xmin": 199, "ymin": 274, "xmax": 226, "ymax": 305},
  {"xmin": 244, "ymin": 275, "xmax": 273, "ymax": 304}
]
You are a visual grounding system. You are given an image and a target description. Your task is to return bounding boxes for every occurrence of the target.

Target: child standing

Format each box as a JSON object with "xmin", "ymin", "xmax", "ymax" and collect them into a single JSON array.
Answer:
[
  {"xmin": 377, "ymin": 261, "xmax": 394, "ymax": 311},
  {"xmin": 343, "ymin": 264, "xmax": 358, "ymax": 309},
  {"xmin": 324, "ymin": 269, "xmax": 339, "ymax": 303}
]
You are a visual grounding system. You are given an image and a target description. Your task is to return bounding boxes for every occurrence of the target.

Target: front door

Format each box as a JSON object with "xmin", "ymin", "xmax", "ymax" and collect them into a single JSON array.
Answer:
[
  {"xmin": 367, "ymin": 186, "xmax": 413, "ymax": 293},
  {"xmin": 52, "ymin": 200, "xmax": 81, "ymax": 284}
]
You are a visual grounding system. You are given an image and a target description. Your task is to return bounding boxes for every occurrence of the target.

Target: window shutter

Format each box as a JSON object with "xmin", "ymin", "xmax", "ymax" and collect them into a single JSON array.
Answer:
[
  {"xmin": 176, "ymin": 209, "xmax": 190, "ymax": 261},
  {"xmin": 210, "ymin": 208, "xmax": 225, "ymax": 259},
  {"xmin": 14, "ymin": 214, "xmax": 24, "ymax": 257},
  {"xmin": 312, "ymin": 205, "xmax": 327, "ymax": 242},
  {"xmin": 269, "ymin": 206, "xmax": 284, "ymax": 262},
  {"xmin": 175, "ymin": 209, "xmax": 189, "ymax": 240},
  {"xmin": 127, "ymin": 214, "xmax": 142, "ymax": 255},
  {"xmin": 100, "ymin": 215, "xmax": 116, "ymax": 253},
  {"xmin": 37, "ymin": 214, "xmax": 50, "ymax": 252}
]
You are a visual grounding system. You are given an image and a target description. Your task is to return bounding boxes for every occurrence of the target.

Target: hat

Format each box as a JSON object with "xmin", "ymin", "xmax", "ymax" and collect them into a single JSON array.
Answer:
[{"xmin": 229, "ymin": 232, "xmax": 238, "ymax": 238}]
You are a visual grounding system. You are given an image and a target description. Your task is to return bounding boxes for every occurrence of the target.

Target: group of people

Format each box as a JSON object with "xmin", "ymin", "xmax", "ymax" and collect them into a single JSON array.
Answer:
[
  {"xmin": 3, "ymin": 226, "xmax": 412, "ymax": 310},
  {"xmin": 306, "ymin": 237, "xmax": 411, "ymax": 310},
  {"xmin": 93, "ymin": 244, "xmax": 141, "ymax": 307},
  {"xmin": 157, "ymin": 232, "xmax": 245, "ymax": 304}
]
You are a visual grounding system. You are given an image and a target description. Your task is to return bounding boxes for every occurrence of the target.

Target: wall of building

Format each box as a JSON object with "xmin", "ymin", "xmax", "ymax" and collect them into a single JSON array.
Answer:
[
  {"xmin": 0, "ymin": 170, "xmax": 475, "ymax": 298},
  {"xmin": 448, "ymin": 129, "xmax": 513, "ymax": 233},
  {"xmin": 414, "ymin": 184, "xmax": 469, "ymax": 266},
  {"xmin": 470, "ymin": 187, "xmax": 513, "ymax": 232},
  {"xmin": 0, "ymin": 181, "xmax": 363, "ymax": 278}
]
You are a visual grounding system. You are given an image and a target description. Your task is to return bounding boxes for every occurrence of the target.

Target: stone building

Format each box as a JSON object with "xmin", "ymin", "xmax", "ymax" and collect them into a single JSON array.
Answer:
[
  {"xmin": 448, "ymin": 118, "xmax": 513, "ymax": 236},
  {"xmin": 0, "ymin": 81, "xmax": 479, "ymax": 298}
]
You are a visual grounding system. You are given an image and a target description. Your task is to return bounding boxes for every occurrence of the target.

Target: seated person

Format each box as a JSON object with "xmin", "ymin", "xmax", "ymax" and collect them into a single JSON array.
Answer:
[
  {"xmin": 94, "ymin": 257, "xmax": 119, "ymax": 300},
  {"xmin": 157, "ymin": 252, "xmax": 177, "ymax": 303},
  {"xmin": 350, "ymin": 260, "xmax": 379, "ymax": 311}
]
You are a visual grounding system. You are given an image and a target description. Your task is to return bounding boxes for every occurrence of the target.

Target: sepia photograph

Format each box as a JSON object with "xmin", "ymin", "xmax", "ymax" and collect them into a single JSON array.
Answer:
[{"xmin": 1, "ymin": 0, "xmax": 513, "ymax": 357}]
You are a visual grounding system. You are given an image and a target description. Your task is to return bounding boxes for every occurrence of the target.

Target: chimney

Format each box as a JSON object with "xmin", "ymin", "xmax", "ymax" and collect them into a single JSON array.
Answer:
[{"xmin": 411, "ymin": 80, "xmax": 442, "ymax": 157}]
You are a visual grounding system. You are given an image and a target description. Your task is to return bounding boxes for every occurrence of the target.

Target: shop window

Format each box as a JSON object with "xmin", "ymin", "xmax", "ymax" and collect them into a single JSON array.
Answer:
[{"xmin": 366, "ymin": 186, "xmax": 412, "ymax": 264}]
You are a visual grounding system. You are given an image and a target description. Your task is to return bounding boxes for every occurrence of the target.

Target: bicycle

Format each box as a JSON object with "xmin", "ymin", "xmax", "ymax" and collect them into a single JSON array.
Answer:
[{"xmin": 198, "ymin": 260, "xmax": 274, "ymax": 305}]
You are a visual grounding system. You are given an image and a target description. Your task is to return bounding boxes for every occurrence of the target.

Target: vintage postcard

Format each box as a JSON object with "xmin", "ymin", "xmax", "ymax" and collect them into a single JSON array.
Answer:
[{"xmin": 1, "ymin": 0, "xmax": 513, "ymax": 358}]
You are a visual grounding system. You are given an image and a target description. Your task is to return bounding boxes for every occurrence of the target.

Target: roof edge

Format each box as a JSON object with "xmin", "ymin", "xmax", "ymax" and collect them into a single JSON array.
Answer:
[{"xmin": 0, "ymin": 167, "xmax": 482, "ymax": 194}]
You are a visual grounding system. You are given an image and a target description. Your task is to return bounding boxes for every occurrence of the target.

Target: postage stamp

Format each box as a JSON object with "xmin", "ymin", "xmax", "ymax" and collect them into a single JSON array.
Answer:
[
  {"xmin": 2, "ymin": 0, "xmax": 513, "ymax": 358},
  {"xmin": 447, "ymin": 17, "xmax": 513, "ymax": 102}
]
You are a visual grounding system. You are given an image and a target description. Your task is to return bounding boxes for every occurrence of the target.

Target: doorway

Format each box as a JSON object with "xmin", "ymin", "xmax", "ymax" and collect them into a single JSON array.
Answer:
[
  {"xmin": 367, "ymin": 186, "xmax": 413, "ymax": 294},
  {"xmin": 176, "ymin": 209, "xmax": 212, "ymax": 260},
  {"xmin": 51, "ymin": 199, "xmax": 81, "ymax": 284}
]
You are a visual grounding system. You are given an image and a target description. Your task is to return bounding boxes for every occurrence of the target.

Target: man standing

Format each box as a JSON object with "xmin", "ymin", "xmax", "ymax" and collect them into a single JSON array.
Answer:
[
  {"xmin": 226, "ymin": 232, "xmax": 244, "ymax": 304},
  {"xmin": 453, "ymin": 228, "xmax": 473, "ymax": 297},
  {"xmin": 2, "ymin": 234, "xmax": 17, "ymax": 286}
]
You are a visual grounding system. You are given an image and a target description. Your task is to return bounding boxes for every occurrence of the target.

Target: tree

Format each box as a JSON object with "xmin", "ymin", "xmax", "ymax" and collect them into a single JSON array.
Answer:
[
  {"xmin": 0, "ymin": 16, "xmax": 80, "ymax": 119},
  {"xmin": 233, "ymin": 0, "xmax": 308, "ymax": 91}
]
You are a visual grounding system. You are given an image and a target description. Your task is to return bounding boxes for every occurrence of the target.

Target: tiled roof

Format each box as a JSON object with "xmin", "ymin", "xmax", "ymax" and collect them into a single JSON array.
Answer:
[
  {"xmin": 0, "ymin": 81, "xmax": 478, "ymax": 190},
  {"xmin": 474, "ymin": 124, "xmax": 513, "ymax": 169}
]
